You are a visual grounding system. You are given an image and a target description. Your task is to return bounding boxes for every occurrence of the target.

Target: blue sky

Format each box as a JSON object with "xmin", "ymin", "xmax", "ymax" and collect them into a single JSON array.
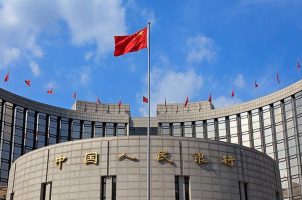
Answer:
[{"xmin": 0, "ymin": 0, "xmax": 302, "ymax": 116}]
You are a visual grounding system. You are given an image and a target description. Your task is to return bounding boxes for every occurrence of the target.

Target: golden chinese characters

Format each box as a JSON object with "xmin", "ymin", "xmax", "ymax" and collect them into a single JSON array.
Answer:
[
  {"xmin": 157, "ymin": 151, "xmax": 174, "ymax": 165},
  {"xmin": 55, "ymin": 155, "xmax": 67, "ymax": 170},
  {"xmin": 221, "ymin": 155, "xmax": 235, "ymax": 167},
  {"xmin": 193, "ymin": 152, "xmax": 208, "ymax": 164},
  {"xmin": 84, "ymin": 152, "xmax": 98, "ymax": 164},
  {"xmin": 117, "ymin": 153, "xmax": 138, "ymax": 161}
]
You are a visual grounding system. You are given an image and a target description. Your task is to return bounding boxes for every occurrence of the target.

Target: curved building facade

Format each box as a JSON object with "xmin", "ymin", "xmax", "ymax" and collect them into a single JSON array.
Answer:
[
  {"xmin": 1, "ymin": 80, "xmax": 302, "ymax": 199},
  {"xmin": 6, "ymin": 136, "xmax": 281, "ymax": 200}
]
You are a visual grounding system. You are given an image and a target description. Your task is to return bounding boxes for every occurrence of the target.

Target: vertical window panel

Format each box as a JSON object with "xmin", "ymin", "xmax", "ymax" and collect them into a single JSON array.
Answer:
[
  {"xmin": 218, "ymin": 118, "xmax": 227, "ymax": 142},
  {"xmin": 173, "ymin": 123, "xmax": 182, "ymax": 137},
  {"xmin": 195, "ymin": 121, "xmax": 204, "ymax": 138},
  {"xmin": 230, "ymin": 115, "xmax": 238, "ymax": 144},
  {"xmin": 207, "ymin": 119, "xmax": 215, "ymax": 140},
  {"xmin": 184, "ymin": 122, "xmax": 192, "ymax": 138}
]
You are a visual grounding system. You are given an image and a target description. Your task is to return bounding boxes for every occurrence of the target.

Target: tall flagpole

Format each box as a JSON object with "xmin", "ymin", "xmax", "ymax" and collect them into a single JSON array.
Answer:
[{"xmin": 147, "ymin": 21, "xmax": 151, "ymax": 200}]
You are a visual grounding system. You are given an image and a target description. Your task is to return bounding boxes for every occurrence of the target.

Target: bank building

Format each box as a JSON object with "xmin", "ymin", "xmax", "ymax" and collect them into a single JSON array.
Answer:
[{"xmin": 2, "ymin": 81, "xmax": 302, "ymax": 199}]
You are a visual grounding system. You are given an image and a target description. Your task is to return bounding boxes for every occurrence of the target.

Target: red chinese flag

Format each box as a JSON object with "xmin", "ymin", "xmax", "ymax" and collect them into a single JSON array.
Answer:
[
  {"xmin": 47, "ymin": 89, "xmax": 53, "ymax": 94},
  {"xmin": 4, "ymin": 72, "xmax": 9, "ymax": 82},
  {"xmin": 72, "ymin": 91, "xmax": 77, "ymax": 99},
  {"xmin": 25, "ymin": 80, "xmax": 31, "ymax": 87},
  {"xmin": 231, "ymin": 89, "xmax": 235, "ymax": 97},
  {"xmin": 184, "ymin": 96, "xmax": 189, "ymax": 107},
  {"xmin": 255, "ymin": 81, "xmax": 259, "ymax": 88},
  {"xmin": 208, "ymin": 93, "xmax": 212, "ymax": 102},
  {"xmin": 118, "ymin": 100, "xmax": 122, "ymax": 109},
  {"xmin": 96, "ymin": 97, "xmax": 101, "ymax": 104},
  {"xmin": 276, "ymin": 73, "xmax": 280, "ymax": 84},
  {"xmin": 114, "ymin": 27, "xmax": 147, "ymax": 56},
  {"xmin": 143, "ymin": 96, "xmax": 148, "ymax": 103}
]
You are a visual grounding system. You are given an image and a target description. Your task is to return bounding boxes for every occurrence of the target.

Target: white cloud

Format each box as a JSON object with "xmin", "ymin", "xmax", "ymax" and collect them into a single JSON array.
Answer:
[
  {"xmin": 79, "ymin": 66, "xmax": 91, "ymax": 85},
  {"xmin": 213, "ymin": 95, "xmax": 242, "ymax": 109},
  {"xmin": 234, "ymin": 74, "xmax": 245, "ymax": 88},
  {"xmin": 0, "ymin": 47, "xmax": 21, "ymax": 68},
  {"xmin": 29, "ymin": 61, "xmax": 41, "ymax": 77},
  {"xmin": 45, "ymin": 81, "xmax": 58, "ymax": 89},
  {"xmin": 58, "ymin": 1, "xmax": 126, "ymax": 55},
  {"xmin": 186, "ymin": 35, "xmax": 218, "ymax": 64},
  {"xmin": 138, "ymin": 67, "xmax": 203, "ymax": 116},
  {"xmin": 84, "ymin": 51, "xmax": 94, "ymax": 61},
  {"xmin": 0, "ymin": 0, "xmax": 127, "ymax": 67}
]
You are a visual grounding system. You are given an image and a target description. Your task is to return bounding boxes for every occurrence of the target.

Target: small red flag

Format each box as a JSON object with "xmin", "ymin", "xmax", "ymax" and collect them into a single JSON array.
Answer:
[
  {"xmin": 72, "ymin": 91, "xmax": 77, "ymax": 99},
  {"xmin": 47, "ymin": 89, "xmax": 53, "ymax": 94},
  {"xmin": 25, "ymin": 80, "xmax": 31, "ymax": 87},
  {"xmin": 118, "ymin": 100, "xmax": 122, "ymax": 109},
  {"xmin": 231, "ymin": 89, "xmax": 235, "ymax": 97},
  {"xmin": 114, "ymin": 27, "xmax": 147, "ymax": 56},
  {"xmin": 96, "ymin": 97, "xmax": 101, "ymax": 104},
  {"xmin": 4, "ymin": 72, "xmax": 9, "ymax": 82},
  {"xmin": 254, "ymin": 81, "xmax": 259, "ymax": 88},
  {"xmin": 184, "ymin": 96, "xmax": 189, "ymax": 107},
  {"xmin": 276, "ymin": 73, "xmax": 280, "ymax": 84},
  {"xmin": 143, "ymin": 96, "xmax": 148, "ymax": 103},
  {"xmin": 208, "ymin": 93, "xmax": 212, "ymax": 102},
  {"xmin": 297, "ymin": 61, "xmax": 301, "ymax": 70}
]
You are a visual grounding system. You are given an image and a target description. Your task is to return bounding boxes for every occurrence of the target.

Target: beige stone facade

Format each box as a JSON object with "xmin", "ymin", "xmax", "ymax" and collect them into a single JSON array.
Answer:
[{"xmin": 6, "ymin": 136, "xmax": 281, "ymax": 200}]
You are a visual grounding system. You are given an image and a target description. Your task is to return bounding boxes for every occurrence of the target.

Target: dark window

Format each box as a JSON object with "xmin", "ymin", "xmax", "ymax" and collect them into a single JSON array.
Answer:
[
  {"xmin": 184, "ymin": 176, "xmax": 190, "ymax": 200},
  {"xmin": 117, "ymin": 123, "xmax": 126, "ymax": 136},
  {"xmin": 48, "ymin": 116, "xmax": 57, "ymax": 145},
  {"xmin": 72, "ymin": 120, "xmax": 81, "ymax": 140},
  {"xmin": 10, "ymin": 192, "xmax": 14, "ymax": 200},
  {"xmin": 82, "ymin": 121, "xmax": 92, "ymax": 139},
  {"xmin": 244, "ymin": 182, "xmax": 248, "ymax": 200},
  {"xmin": 175, "ymin": 176, "xmax": 179, "ymax": 200},
  {"xmin": 105, "ymin": 123, "xmax": 115, "ymax": 136},
  {"xmin": 40, "ymin": 182, "xmax": 52, "ymax": 200},
  {"xmin": 95, "ymin": 122, "xmax": 103, "ymax": 137},
  {"xmin": 101, "ymin": 176, "xmax": 106, "ymax": 200},
  {"xmin": 112, "ymin": 176, "xmax": 116, "ymax": 200},
  {"xmin": 60, "ymin": 118, "xmax": 69, "ymax": 142}
]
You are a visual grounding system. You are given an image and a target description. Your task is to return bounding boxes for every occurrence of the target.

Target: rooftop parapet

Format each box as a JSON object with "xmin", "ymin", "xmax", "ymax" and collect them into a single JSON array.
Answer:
[
  {"xmin": 72, "ymin": 100, "xmax": 131, "ymax": 116},
  {"xmin": 157, "ymin": 101, "xmax": 214, "ymax": 116}
]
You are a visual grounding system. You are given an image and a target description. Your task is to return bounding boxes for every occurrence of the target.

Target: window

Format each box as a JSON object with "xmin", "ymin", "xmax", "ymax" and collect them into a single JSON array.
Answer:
[
  {"xmin": 241, "ymin": 113, "xmax": 250, "ymax": 147},
  {"xmin": 105, "ymin": 123, "xmax": 115, "ymax": 136},
  {"xmin": 48, "ymin": 116, "xmax": 58, "ymax": 145},
  {"xmin": 10, "ymin": 192, "xmax": 14, "ymax": 200},
  {"xmin": 195, "ymin": 121, "xmax": 204, "ymax": 138},
  {"xmin": 239, "ymin": 181, "xmax": 248, "ymax": 200},
  {"xmin": 101, "ymin": 176, "xmax": 106, "ymax": 200},
  {"xmin": 101, "ymin": 176, "xmax": 116, "ymax": 200},
  {"xmin": 175, "ymin": 176, "xmax": 190, "ymax": 200},
  {"xmin": 117, "ymin": 123, "xmax": 126, "ymax": 136},
  {"xmin": 72, "ymin": 120, "xmax": 81, "ymax": 140},
  {"xmin": 230, "ymin": 115, "xmax": 238, "ymax": 144},
  {"xmin": 207, "ymin": 119, "xmax": 215, "ymax": 140},
  {"xmin": 184, "ymin": 122, "xmax": 192, "ymax": 137},
  {"xmin": 162, "ymin": 123, "xmax": 171, "ymax": 136},
  {"xmin": 82, "ymin": 121, "xmax": 92, "ymax": 139},
  {"xmin": 60, "ymin": 118, "xmax": 69, "ymax": 142},
  {"xmin": 184, "ymin": 176, "xmax": 190, "ymax": 200},
  {"xmin": 112, "ymin": 176, "xmax": 116, "ymax": 200},
  {"xmin": 173, "ymin": 123, "xmax": 182, "ymax": 137},
  {"xmin": 218, "ymin": 118, "xmax": 227, "ymax": 142},
  {"xmin": 95, "ymin": 122, "xmax": 103, "ymax": 137},
  {"xmin": 175, "ymin": 176, "xmax": 179, "ymax": 200},
  {"xmin": 41, "ymin": 182, "xmax": 52, "ymax": 200}
]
